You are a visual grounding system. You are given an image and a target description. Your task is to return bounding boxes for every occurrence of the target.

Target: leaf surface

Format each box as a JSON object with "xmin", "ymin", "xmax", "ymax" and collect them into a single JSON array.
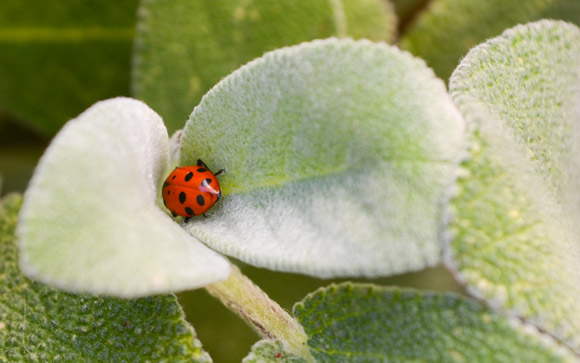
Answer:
[
  {"xmin": 0, "ymin": 194, "xmax": 211, "ymax": 362},
  {"xmin": 243, "ymin": 340, "xmax": 307, "ymax": 363},
  {"xmin": 181, "ymin": 39, "xmax": 465, "ymax": 278},
  {"xmin": 448, "ymin": 20, "xmax": 580, "ymax": 351},
  {"xmin": 17, "ymin": 98, "xmax": 230, "ymax": 298},
  {"xmin": 293, "ymin": 283, "xmax": 577, "ymax": 361}
]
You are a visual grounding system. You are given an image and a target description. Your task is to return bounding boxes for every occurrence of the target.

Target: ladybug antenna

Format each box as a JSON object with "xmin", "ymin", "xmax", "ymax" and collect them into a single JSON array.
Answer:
[
  {"xmin": 197, "ymin": 159, "xmax": 209, "ymax": 168},
  {"xmin": 215, "ymin": 168, "xmax": 226, "ymax": 176}
]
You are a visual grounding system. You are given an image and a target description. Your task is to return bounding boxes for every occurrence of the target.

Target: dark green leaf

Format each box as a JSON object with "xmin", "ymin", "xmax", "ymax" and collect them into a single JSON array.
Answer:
[
  {"xmin": 294, "ymin": 283, "xmax": 576, "ymax": 361},
  {"xmin": 0, "ymin": 0, "xmax": 138, "ymax": 135},
  {"xmin": 0, "ymin": 194, "xmax": 211, "ymax": 362}
]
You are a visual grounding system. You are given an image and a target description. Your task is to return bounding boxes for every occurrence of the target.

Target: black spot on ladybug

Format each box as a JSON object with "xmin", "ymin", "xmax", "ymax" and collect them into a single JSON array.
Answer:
[
  {"xmin": 185, "ymin": 207, "xmax": 194, "ymax": 216},
  {"xmin": 185, "ymin": 172, "xmax": 194, "ymax": 182},
  {"xmin": 166, "ymin": 190, "xmax": 170, "ymax": 195},
  {"xmin": 197, "ymin": 195, "xmax": 205, "ymax": 206},
  {"xmin": 172, "ymin": 175, "xmax": 176, "ymax": 180},
  {"xmin": 179, "ymin": 192, "xmax": 186, "ymax": 204},
  {"xmin": 163, "ymin": 181, "xmax": 169, "ymax": 188},
  {"xmin": 197, "ymin": 168, "xmax": 207, "ymax": 173}
]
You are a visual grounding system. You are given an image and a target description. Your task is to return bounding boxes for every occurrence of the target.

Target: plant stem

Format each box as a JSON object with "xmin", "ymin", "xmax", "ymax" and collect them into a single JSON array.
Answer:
[{"xmin": 205, "ymin": 263, "xmax": 313, "ymax": 360}]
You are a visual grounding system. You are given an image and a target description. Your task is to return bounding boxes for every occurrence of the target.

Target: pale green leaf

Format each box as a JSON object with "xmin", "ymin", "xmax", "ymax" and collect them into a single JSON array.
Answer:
[
  {"xmin": 0, "ymin": 194, "xmax": 212, "ymax": 362},
  {"xmin": 400, "ymin": 0, "xmax": 580, "ymax": 81},
  {"xmin": 17, "ymin": 97, "xmax": 230, "ymax": 298},
  {"xmin": 0, "ymin": 0, "xmax": 138, "ymax": 135},
  {"xmin": 293, "ymin": 283, "xmax": 577, "ymax": 361},
  {"xmin": 448, "ymin": 20, "xmax": 580, "ymax": 350},
  {"xmin": 243, "ymin": 340, "xmax": 307, "ymax": 363},
  {"xmin": 181, "ymin": 39, "xmax": 465, "ymax": 278},
  {"xmin": 132, "ymin": 0, "xmax": 396, "ymax": 133}
]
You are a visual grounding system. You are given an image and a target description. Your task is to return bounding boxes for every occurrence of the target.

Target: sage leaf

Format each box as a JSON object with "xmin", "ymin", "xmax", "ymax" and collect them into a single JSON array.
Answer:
[
  {"xmin": 448, "ymin": 20, "xmax": 580, "ymax": 351},
  {"xmin": 182, "ymin": 39, "xmax": 465, "ymax": 278},
  {"xmin": 1, "ymin": 194, "xmax": 211, "ymax": 362},
  {"xmin": 293, "ymin": 283, "xmax": 576, "ymax": 361},
  {"xmin": 17, "ymin": 98, "xmax": 230, "ymax": 298}
]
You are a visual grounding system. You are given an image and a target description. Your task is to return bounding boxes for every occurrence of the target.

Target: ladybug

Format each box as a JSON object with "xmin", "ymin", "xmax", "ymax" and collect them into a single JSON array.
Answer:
[{"xmin": 162, "ymin": 159, "xmax": 225, "ymax": 218}]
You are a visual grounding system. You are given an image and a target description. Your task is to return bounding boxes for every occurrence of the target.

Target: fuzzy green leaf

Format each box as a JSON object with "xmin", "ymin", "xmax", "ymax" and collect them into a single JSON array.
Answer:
[
  {"xmin": 132, "ymin": 0, "xmax": 396, "ymax": 133},
  {"xmin": 0, "ymin": 194, "xmax": 211, "ymax": 362},
  {"xmin": 17, "ymin": 97, "xmax": 230, "ymax": 298},
  {"xmin": 400, "ymin": 0, "xmax": 580, "ymax": 81},
  {"xmin": 180, "ymin": 39, "xmax": 465, "ymax": 278},
  {"xmin": 293, "ymin": 283, "xmax": 577, "ymax": 361},
  {"xmin": 243, "ymin": 340, "xmax": 307, "ymax": 363},
  {"xmin": 0, "ymin": 0, "xmax": 138, "ymax": 135},
  {"xmin": 448, "ymin": 20, "xmax": 580, "ymax": 351}
]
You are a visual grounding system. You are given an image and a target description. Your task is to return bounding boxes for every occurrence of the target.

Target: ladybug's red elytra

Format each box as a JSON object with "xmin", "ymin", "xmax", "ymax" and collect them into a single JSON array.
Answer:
[{"xmin": 162, "ymin": 159, "xmax": 225, "ymax": 218}]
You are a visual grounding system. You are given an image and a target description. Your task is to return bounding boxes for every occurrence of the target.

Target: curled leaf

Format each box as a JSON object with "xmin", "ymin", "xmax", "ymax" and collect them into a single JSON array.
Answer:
[{"xmin": 17, "ymin": 97, "xmax": 230, "ymax": 298}]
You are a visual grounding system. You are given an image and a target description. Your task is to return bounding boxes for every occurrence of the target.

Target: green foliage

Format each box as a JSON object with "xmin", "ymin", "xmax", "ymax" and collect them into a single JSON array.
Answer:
[
  {"xmin": 16, "ymin": 98, "xmax": 230, "ymax": 298},
  {"xmin": 400, "ymin": 0, "xmax": 580, "ymax": 81},
  {"xmin": 448, "ymin": 20, "xmax": 580, "ymax": 351},
  {"xmin": 243, "ymin": 340, "xmax": 307, "ymax": 363},
  {"xmin": 0, "ymin": 0, "xmax": 139, "ymax": 135},
  {"xmin": 4, "ymin": 1, "xmax": 580, "ymax": 361},
  {"xmin": 181, "ymin": 38, "xmax": 464, "ymax": 278},
  {"xmin": 132, "ymin": 0, "xmax": 396, "ymax": 133},
  {"xmin": 293, "ymin": 283, "xmax": 576, "ymax": 361},
  {"xmin": 0, "ymin": 194, "xmax": 211, "ymax": 362}
]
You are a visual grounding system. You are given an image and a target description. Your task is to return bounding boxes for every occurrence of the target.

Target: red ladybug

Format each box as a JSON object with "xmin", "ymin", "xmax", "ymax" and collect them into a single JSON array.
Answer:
[{"xmin": 162, "ymin": 159, "xmax": 225, "ymax": 218}]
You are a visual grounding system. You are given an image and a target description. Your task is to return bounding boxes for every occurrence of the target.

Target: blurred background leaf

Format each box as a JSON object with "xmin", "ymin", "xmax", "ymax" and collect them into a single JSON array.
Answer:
[
  {"xmin": 132, "ymin": 0, "xmax": 397, "ymax": 133},
  {"xmin": 400, "ymin": 0, "xmax": 580, "ymax": 81},
  {"xmin": 0, "ymin": 116, "xmax": 46, "ymax": 195},
  {"xmin": 0, "ymin": 0, "xmax": 139, "ymax": 136}
]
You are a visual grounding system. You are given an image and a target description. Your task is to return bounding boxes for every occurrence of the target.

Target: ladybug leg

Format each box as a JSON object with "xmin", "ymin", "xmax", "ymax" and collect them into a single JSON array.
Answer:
[
  {"xmin": 203, "ymin": 214, "xmax": 209, "ymax": 218},
  {"xmin": 184, "ymin": 217, "xmax": 191, "ymax": 223},
  {"xmin": 171, "ymin": 212, "xmax": 177, "ymax": 218},
  {"xmin": 215, "ymin": 168, "xmax": 226, "ymax": 176}
]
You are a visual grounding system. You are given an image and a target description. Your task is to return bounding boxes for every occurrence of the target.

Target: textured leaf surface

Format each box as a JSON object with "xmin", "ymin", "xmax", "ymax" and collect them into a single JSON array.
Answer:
[
  {"xmin": 293, "ymin": 283, "xmax": 576, "ymax": 361},
  {"xmin": 181, "ymin": 39, "xmax": 464, "ymax": 278},
  {"xmin": 448, "ymin": 21, "xmax": 580, "ymax": 351},
  {"xmin": 0, "ymin": 0, "xmax": 138, "ymax": 135},
  {"xmin": 17, "ymin": 98, "xmax": 230, "ymax": 298},
  {"xmin": 132, "ymin": 0, "xmax": 396, "ymax": 133},
  {"xmin": 400, "ymin": 0, "xmax": 580, "ymax": 81},
  {"xmin": 243, "ymin": 340, "xmax": 307, "ymax": 363},
  {"xmin": 0, "ymin": 194, "xmax": 211, "ymax": 362}
]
